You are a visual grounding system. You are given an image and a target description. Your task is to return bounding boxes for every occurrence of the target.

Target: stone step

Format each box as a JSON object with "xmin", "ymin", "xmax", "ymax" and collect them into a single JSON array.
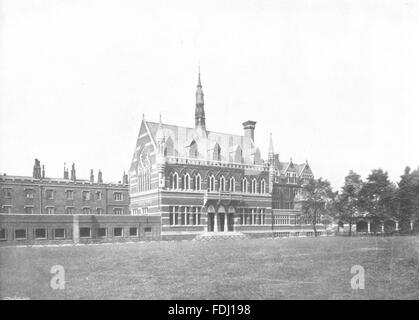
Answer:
[{"xmin": 195, "ymin": 231, "xmax": 248, "ymax": 241}]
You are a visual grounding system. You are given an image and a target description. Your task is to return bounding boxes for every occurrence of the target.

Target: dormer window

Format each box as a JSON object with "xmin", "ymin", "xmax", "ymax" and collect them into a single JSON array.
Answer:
[
  {"xmin": 212, "ymin": 143, "xmax": 221, "ymax": 161},
  {"xmin": 188, "ymin": 140, "xmax": 198, "ymax": 158}
]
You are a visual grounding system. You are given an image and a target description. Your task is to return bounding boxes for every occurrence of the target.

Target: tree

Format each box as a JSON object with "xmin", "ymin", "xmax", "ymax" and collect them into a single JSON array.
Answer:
[
  {"xmin": 396, "ymin": 166, "xmax": 419, "ymax": 232},
  {"xmin": 299, "ymin": 178, "xmax": 335, "ymax": 236},
  {"xmin": 358, "ymin": 169, "xmax": 398, "ymax": 231},
  {"xmin": 335, "ymin": 171, "xmax": 364, "ymax": 236}
]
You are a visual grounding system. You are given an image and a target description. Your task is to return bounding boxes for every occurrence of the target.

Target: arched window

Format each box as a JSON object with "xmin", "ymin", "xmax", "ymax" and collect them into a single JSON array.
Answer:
[
  {"xmin": 183, "ymin": 173, "xmax": 190, "ymax": 190},
  {"xmin": 229, "ymin": 177, "xmax": 235, "ymax": 192},
  {"xmin": 241, "ymin": 178, "xmax": 248, "ymax": 193},
  {"xmin": 194, "ymin": 174, "xmax": 201, "ymax": 191},
  {"xmin": 189, "ymin": 140, "xmax": 198, "ymax": 158},
  {"xmin": 219, "ymin": 176, "xmax": 226, "ymax": 192},
  {"xmin": 251, "ymin": 178, "xmax": 257, "ymax": 193},
  {"xmin": 171, "ymin": 172, "xmax": 179, "ymax": 190},
  {"xmin": 208, "ymin": 175, "xmax": 215, "ymax": 192},
  {"xmin": 260, "ymin": 179, "xmax": 266, "ymax": 194},
  {"xmin": 212, "ymin": 143, "xmax": 221, "ymax": 161}
]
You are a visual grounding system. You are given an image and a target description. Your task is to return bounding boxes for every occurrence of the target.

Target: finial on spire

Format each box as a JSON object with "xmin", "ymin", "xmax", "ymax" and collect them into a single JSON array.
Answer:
[
  {"xmin": 197, "ymin": 68, "xmax": 202, "ymax": 88},
  {"xmin": 156, "ymin": 113, "xmax": 165, "ymax": 142},
  {"xmin": 268, "ymin": 132, "xmax": 274, "ymax": 155}
]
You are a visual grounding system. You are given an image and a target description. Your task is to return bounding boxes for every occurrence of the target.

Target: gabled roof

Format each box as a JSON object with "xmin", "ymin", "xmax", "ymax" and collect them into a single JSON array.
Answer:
[
  {"xmin": 274, "ymin": 160, "xmax": 313, "ymax": 177},
  {"xmin": 145, "ymin": 120, "xmax": 247, "ymax": 162}
]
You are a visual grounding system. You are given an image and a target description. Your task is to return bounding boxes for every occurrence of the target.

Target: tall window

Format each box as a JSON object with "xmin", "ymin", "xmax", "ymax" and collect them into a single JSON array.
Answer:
[
  {"xmin": 260, "ymin": 179, "xmax": 266, "ymax": 194},
  {"xmin": 183, "ymin": 173, "xmax": 191, "ymax": 190},
  {"xmin": 251, "ymin": 179, "xmax": 257, "ymax": 193},
  {"xmin": 208, "ymin": 175, "xmax": 215, "ymax": 192},
  {"xmin": 194, "ymin": 174, "xmax": 201, "ymax": 191},
  {"xmin": 46, "ymin": 207, "xmax": 55, "ymax": 215},
  {"xmin": 138, "ymin": 167, "xmax": 151, "ymax": 192},
  {"xmin": 219, "ymin": 176, "xmax": 226, "ymax": 192},
  {"xmin": 66, "ymin": 190, "xmax": 74, "ymax": 200},
  {"xmin": 241, "ymin": 178, "xmax": 248, "ymax": 193},
  {"xmin": 170, "ymin": 172, "xmax": 179, "ymax": 189},
  {"xmin": 229, "ymin": 177, "xmax": 235, "ymax": 192}
]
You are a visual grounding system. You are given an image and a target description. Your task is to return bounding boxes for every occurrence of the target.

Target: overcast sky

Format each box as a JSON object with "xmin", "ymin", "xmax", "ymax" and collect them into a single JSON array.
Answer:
[{"xmin": 1, "ymin": 0, "xmax": 418, "ymax": 190}]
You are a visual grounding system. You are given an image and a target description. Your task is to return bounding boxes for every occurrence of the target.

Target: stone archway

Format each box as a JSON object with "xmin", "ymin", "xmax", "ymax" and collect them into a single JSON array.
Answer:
[
  {"xmin": 384, "ymin": 220, "xmax": 396, "ymax": 233},
  {"xmin": 218, "ymin": 205, "xmax": 226, "ymax": 232},
  {"xmin": 356, "ymin": 220, "xmax": 368, "ymax": 233},
  {"xmin": 207, "ymin": 205, "xmax": 216, "ymax": 232},
  {"xmin": 370, "ymin": 219, "xmax": 382, "ymax": 234},
  {"xmin": 398, "ymin": 219, "xmax": 411, "ymax": 233}
]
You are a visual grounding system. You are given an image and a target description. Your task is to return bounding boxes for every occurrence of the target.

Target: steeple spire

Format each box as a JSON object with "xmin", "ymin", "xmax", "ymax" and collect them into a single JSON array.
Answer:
[{"xmin": 195, "ymin": 69, "xmax": 206, "ymax": 132}]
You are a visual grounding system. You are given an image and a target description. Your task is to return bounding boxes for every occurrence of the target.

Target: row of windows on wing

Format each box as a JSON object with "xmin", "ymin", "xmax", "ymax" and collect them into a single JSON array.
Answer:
[
  {"xmin": 273, "ymin": 172, "xmax": 300, "ymax": 184},
  {"xmin": 1, "ymin": 189, "xmax": 124, "ymax": 201},
  {"xmin": 167, "ymin": 172, "xmax": 267, "ymax": 194},
  {"xmin": 271, "ymin": 215, "xmax": 320, "ymax": 226},
  {"xmin": 0, "ymin": 226, "xmax": 143, "ymax": 241},
  {"xmin": 1, "ymin": 206, "xmax": 124, "ymax": 215}
]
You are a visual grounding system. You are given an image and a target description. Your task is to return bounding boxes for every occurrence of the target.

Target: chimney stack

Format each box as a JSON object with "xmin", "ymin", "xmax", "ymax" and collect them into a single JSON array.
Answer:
[
  {"xmin": 123, "ymin": 171, "xmax": 129, "ymax": 185},
  {"xmin": 90, "ymin": 169, "xmax": 94, "ymax": 183},
  {"xmin": 63, "ymin": 163, "xmax": 69, "ymax": 179},
  {"xmin": 98, "ymin": 170, "xmax": 103, "ymax": 183},
  {"xmin": 71, "ymin": 163, "xmax": 76, "ymax": 181},
  {"xmin": 242, "ymin": 121, "xmax": 256, "ymax": 162},
  {"xmin": 33, "ymin": 159, "xmax": 42, "ymax": 179},
  {"xmin": 242, "ymin": 120, "xmax": 256, "ymax": 142}
]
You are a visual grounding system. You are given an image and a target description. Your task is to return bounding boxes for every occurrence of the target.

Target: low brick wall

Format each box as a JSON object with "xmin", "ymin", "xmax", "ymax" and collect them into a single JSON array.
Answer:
[{"xmin": 0, "ymin": 214, "xmax": 161, "ymax": 246}]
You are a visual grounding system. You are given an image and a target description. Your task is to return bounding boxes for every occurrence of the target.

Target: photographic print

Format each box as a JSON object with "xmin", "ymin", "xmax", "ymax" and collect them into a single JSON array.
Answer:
[{"xmin": 0, "ymin": 0, "xmax": 418, "ymax": 305}]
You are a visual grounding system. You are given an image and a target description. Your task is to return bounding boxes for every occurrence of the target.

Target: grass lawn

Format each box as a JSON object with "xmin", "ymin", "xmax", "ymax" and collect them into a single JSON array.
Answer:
[{"xmin": 0, "ymin": 236, "xmax": 418, "ymax": 299}]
